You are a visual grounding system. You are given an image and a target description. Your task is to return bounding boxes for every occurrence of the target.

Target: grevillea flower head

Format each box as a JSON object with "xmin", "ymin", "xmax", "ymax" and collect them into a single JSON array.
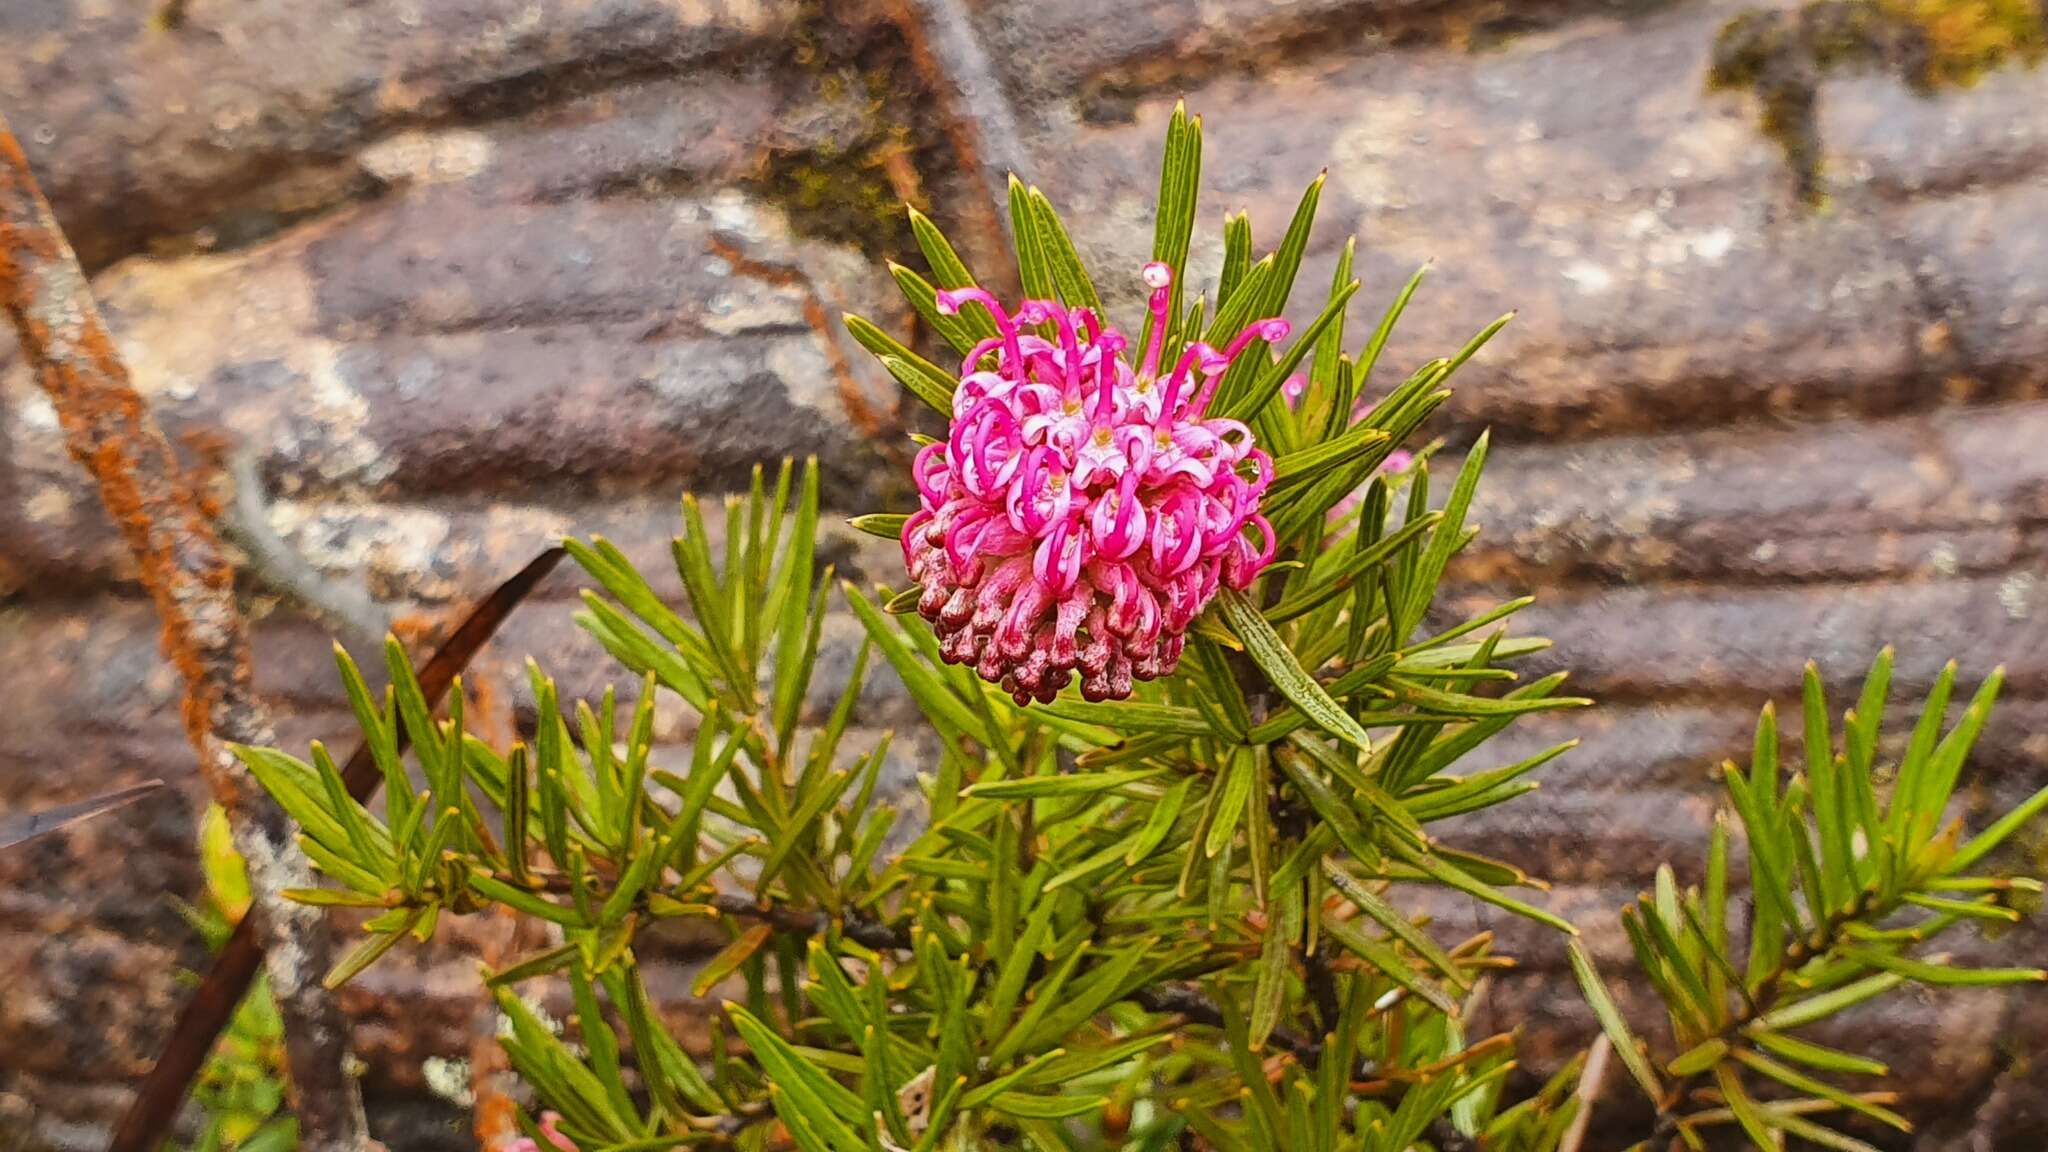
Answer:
[{"xmin": 903, "ymin": 264, "xmax": 1286, "ymax": 705}]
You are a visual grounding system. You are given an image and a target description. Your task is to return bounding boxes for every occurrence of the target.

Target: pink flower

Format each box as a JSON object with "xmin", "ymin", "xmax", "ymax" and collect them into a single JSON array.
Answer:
[
  {"xmin": 902, "ymin": 264, "xmax": 1281, "ymax": 705},
  {"xmin": 502, "ymin": 1112, "xmax": 578, "ymax": 1152}
]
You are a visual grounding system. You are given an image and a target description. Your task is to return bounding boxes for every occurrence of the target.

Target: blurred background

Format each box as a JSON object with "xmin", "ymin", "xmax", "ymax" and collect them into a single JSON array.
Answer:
[{"xmin": 2, "ymin": 0, "xmax": 2045, "ymax": 1148}]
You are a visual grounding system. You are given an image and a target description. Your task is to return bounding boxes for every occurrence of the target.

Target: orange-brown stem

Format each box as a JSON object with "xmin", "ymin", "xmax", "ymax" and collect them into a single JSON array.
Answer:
[{"xmin": 0, "ymin": 113, "xmax": 371, "ymax": 1152}]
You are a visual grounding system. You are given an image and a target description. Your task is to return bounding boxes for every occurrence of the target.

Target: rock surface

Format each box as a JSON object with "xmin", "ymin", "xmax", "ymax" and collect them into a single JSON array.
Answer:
[{"xmin": 5, "ymin": 0, "xmax": 2048, "ymax": 1147}]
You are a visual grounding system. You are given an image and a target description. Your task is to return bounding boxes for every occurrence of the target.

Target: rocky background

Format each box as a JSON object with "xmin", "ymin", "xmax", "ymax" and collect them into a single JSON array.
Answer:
[{"xmin": 3, "ymin": 0, "xmax": 2047, "ymax": 1148}]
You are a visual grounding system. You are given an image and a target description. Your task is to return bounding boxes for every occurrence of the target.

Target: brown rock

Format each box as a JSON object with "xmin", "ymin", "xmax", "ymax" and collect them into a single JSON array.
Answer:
[
  {"xmin": 6, "ymin": 0, "xmax": 2048, "ymax": 1145},
  {"xmin": 0, "ymin": 0, "xmax": 794, "ymax": 269},
  {"xmin": 1026, "ymin": 3, "xmax": 2048, "ymax": 438}
]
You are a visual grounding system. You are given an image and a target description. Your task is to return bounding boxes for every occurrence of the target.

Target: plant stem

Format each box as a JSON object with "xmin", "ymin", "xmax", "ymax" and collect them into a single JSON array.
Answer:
[
  {"xmin": 108, "ymin": 549, "xmax": 565, "ymax": 1151},
  {"xmin": 0, "ymin": 113, "xmax": 373, "ymax": 1152}
]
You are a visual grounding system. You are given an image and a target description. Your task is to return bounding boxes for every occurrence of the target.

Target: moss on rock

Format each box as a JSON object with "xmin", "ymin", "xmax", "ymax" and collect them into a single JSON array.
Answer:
[{"xmin": 1712, "ymin": 0, "xmax": 2045, "ymax": 202}]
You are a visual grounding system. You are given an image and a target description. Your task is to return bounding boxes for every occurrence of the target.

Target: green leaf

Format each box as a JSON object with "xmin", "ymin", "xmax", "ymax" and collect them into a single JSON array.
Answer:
[
  {"xmin": 234, "ymin": 747, "xmax": 361, "ymax": 868},
  {"xmin": 1715, "ymin": 1066, "xmax": 1782, "ymax": 1151},
  {"xmin": 845, "ymin": 313, "xmax": 955, "ymax": 413},
  {"xmin": 1284, "ymin": 733, "xmax": 1423, "ymax": 842},
  {"xmin": 1205, "ymin": 255, "xmax": 1274, "ymax": 358},
  {"xmin": 693, "ymin": 924, "xmax": 773, "ymax": 997},
  {"xmin": 909, "ymin": 206, "xmax": 981, "ymax": 292},
  {"xmin": 1029, "ymin": 188, "xmax": 1102, "ymax": 311},
  {"xmin": 470, "ymin": 874, "xmax": 585, "ymax": 926},
  {"xmin": 1274, "ymin": 753, "xmax": 1385, "ymax": 879},
  {"xmin": 1666, "ymin": 1037, "xmax": 1729, "ymax": 1077},
  {"xmin": 1320, "ymin": 861, "xmax": 1466, "ymax": 989},
  {"xmin": 1385, "ymin": 836, "xmax": 1575, "ymax": 933},
  {"xmin": 1126, "ymin": 776, "xmax": 1195, "ymax": 866},
  {"xmin": 1223, "ymin": 277, "xmax": 1358, "ymax": 423},
  {"xmin": 1257, "ymin": 171, "xmax": 1324, "ymax": 320},
  {"xmin": 1250, "ymin": 903, "xmax": 1299, "ymax": 1057},
  {"xmin": 1382, "ymin": 675, "xmax": 1590, "ymax": 719},
  {"xmin": 1268, "ymin": 417, "xmax": 1389, "ymax": 484},
  {"xmin": 883, "ymin": 355, "xmax": 959, "ymax": 416},
  {"xmin": 1749, "ymin": 1030, "xmax": 1887, "ymax": 1077},
  {"xmin": 1356, "ymin": 264, "xmax": 1428, "ymax": 392},
  {"xmin": 1773, "ymin": 1114, "xmax": 1886, "ymax": 1152},
  {"xmin": 844, "ymin": 584, "xmax": 993, "ymax": 747},
  {"xmin": 1207, "ymin": 749, "xmax": 1257, "ymax": 859},
  {"xmin": 989, "ymin": 1092, "xmax": 1107, "ymax": 1120},
  {"xmin": 334, "ymin": 643, "xmax": 410, "ymax": 832},
  {"xmin": 1301, "ymin": 235, "xmax": 1356, "ymax": 439},
  {"xmin": 756, "ymin": 764, "xmax": 859, "ymax": 895},
  {"xmin": 1396, "ymin": 429, "xmax": 1488, "ymax": 638},
  {"xmin": 1038, "ymin": 698, "xmax": 1211, "ymax": 735},
  {"xmin": 727, "ymin": 1005, "xmax": 870, "ymax": 1146},
  {"xmin": 1405, "ymin": 741, "xmax": 1574, "ymax": 822},
  {"xmin": 323, "ymin": 918, "xmax": 415, "ymax": 988},
  {"xmin": 1143, "ymin": 100, "xmax": 1201, "ymax": 355},
  {"xmin": 987, "ymin": 946, "xmax": 1087, "ymax": 1066},
  {"xmin": 1018, "ymin": 1033, "xmax": 1170, "ymax": 1088},
  {"xmin": 485, "ymin": 942, "xmax": 581, "ymax": 986},
  {"xmin": 1909, "ymin": 669, "xmax": 2003, "ymax": 851},
  {"xmin": 1844, "ymin": 948, "xmax": 2045, "ymax": 987},
  {"xmin": 1184, "ymin": 635, "xmax": 1252, "ymax": 741},
  {"xmin": 1320, "ymin": 909, "xmax": 1458, "ymax": 1016},
  {"xmin": 1218, "ymin": 212, "xmax": 1252, "ymax": 312},
  {"xmin": 1008, "ymin": 175, "xmax": 1058, "ymax": 306},
  {"xmin": 1263, "ymin": 512, "xmax": 1440, "ymax": 625},
  {"xmin": 966, "ymin": 767, "xmax": 1167, "ymax": 799},
  {"xmin": 1217, "ymin": 588, "xmax": 1371, "ymax": 752},
  {"xmin": 1888, "ymin": 661, "xmax": 1956, "ymax": 841},
  {"xmin": 1567, "ymin": 938, "xmax": 1662, "ymax": 1104},
  {"xmin": 1902, "ymin": 892, "xmax": 2021, "ymax": 921},
  {"xmin": 575, "ymin": 594, "xmax": 711, "ymax": 713},
  {"xmin": 849, "ymin": 512, "xmax": 909, "ymax": 540},
  {"xmin": 280, "ymin": 887, "xmax": 389, "ymax": 908},
  {"xmin": 1948, "ymin": 776, "xmax": 2048, "ymax": 875},
  {"xmin": 892, "ymin": 262, "xmax": 985, "ymax": 354},
  {"xmin": 1752, "ymin": 973, "xmax": 1905, "ymax": 1030},
  {"xmin": 1731, "ymin": 1049, "xmax": 1910, "ymax": 1131},
  {"xmin": 1802, "ymin": 662, "xmax": 1856, "ymax": 911}
]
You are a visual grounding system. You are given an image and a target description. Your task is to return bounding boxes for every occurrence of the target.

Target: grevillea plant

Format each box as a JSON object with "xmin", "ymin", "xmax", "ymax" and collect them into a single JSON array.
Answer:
[{"xmin": 239, "ymin": 104, "xmax": 2048, "ymax": 1152}]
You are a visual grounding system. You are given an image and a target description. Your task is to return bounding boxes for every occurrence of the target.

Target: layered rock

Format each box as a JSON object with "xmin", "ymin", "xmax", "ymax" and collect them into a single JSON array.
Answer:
[{"xmin": 4, "ymin": 0, "xmax": 2048, "ymax": 1147}]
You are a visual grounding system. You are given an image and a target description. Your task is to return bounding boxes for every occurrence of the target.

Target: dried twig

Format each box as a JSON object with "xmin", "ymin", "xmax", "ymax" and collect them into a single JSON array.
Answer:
[
  {"xmin": 1559, "ymin": 1033, "xmax": 1613, "ymax": 1152},
  {"xmin": 0, "ymin": 780, "xmax": 165, "ymax": 851},
  {"xmin": 881, "ymin": 0, "xmax": 1026, "ymax": 275},
  {"xmin": 0, "ymin": 113, "xmax": 370, "ymax": 1152},
  {"xmin": 706, "ymin": 233, "xmax": 901, "ymax": 448},
  {"xmin": 107, "ymin": 547, "xmax": 566, "ymax": 1152}
]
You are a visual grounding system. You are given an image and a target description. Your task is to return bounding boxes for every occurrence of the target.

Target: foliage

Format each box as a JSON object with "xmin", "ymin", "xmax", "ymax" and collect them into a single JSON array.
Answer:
[
  {"xmin": 169, "ymin": 806, "xmax": 299, "ymax": 1152},
  {"xmin": 240, "ymin": 106, "xmax": 2048, "ymax": 1151},
  {"xmin": 1570, "ymin": 653, "xmax": 2048, "ymax": 1150}
]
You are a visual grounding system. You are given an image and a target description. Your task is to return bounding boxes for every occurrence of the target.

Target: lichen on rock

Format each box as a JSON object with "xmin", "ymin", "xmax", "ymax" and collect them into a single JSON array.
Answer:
[{"xmin": 1712, "ymin": 0, "xmax": 2046, "ymax": 202}]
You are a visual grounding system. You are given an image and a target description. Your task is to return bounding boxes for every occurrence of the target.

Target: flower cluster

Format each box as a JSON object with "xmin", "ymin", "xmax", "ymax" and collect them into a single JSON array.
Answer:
[{"xmin": 903, "ymin": 264, "xmax": 1282, "ymax": 705}]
